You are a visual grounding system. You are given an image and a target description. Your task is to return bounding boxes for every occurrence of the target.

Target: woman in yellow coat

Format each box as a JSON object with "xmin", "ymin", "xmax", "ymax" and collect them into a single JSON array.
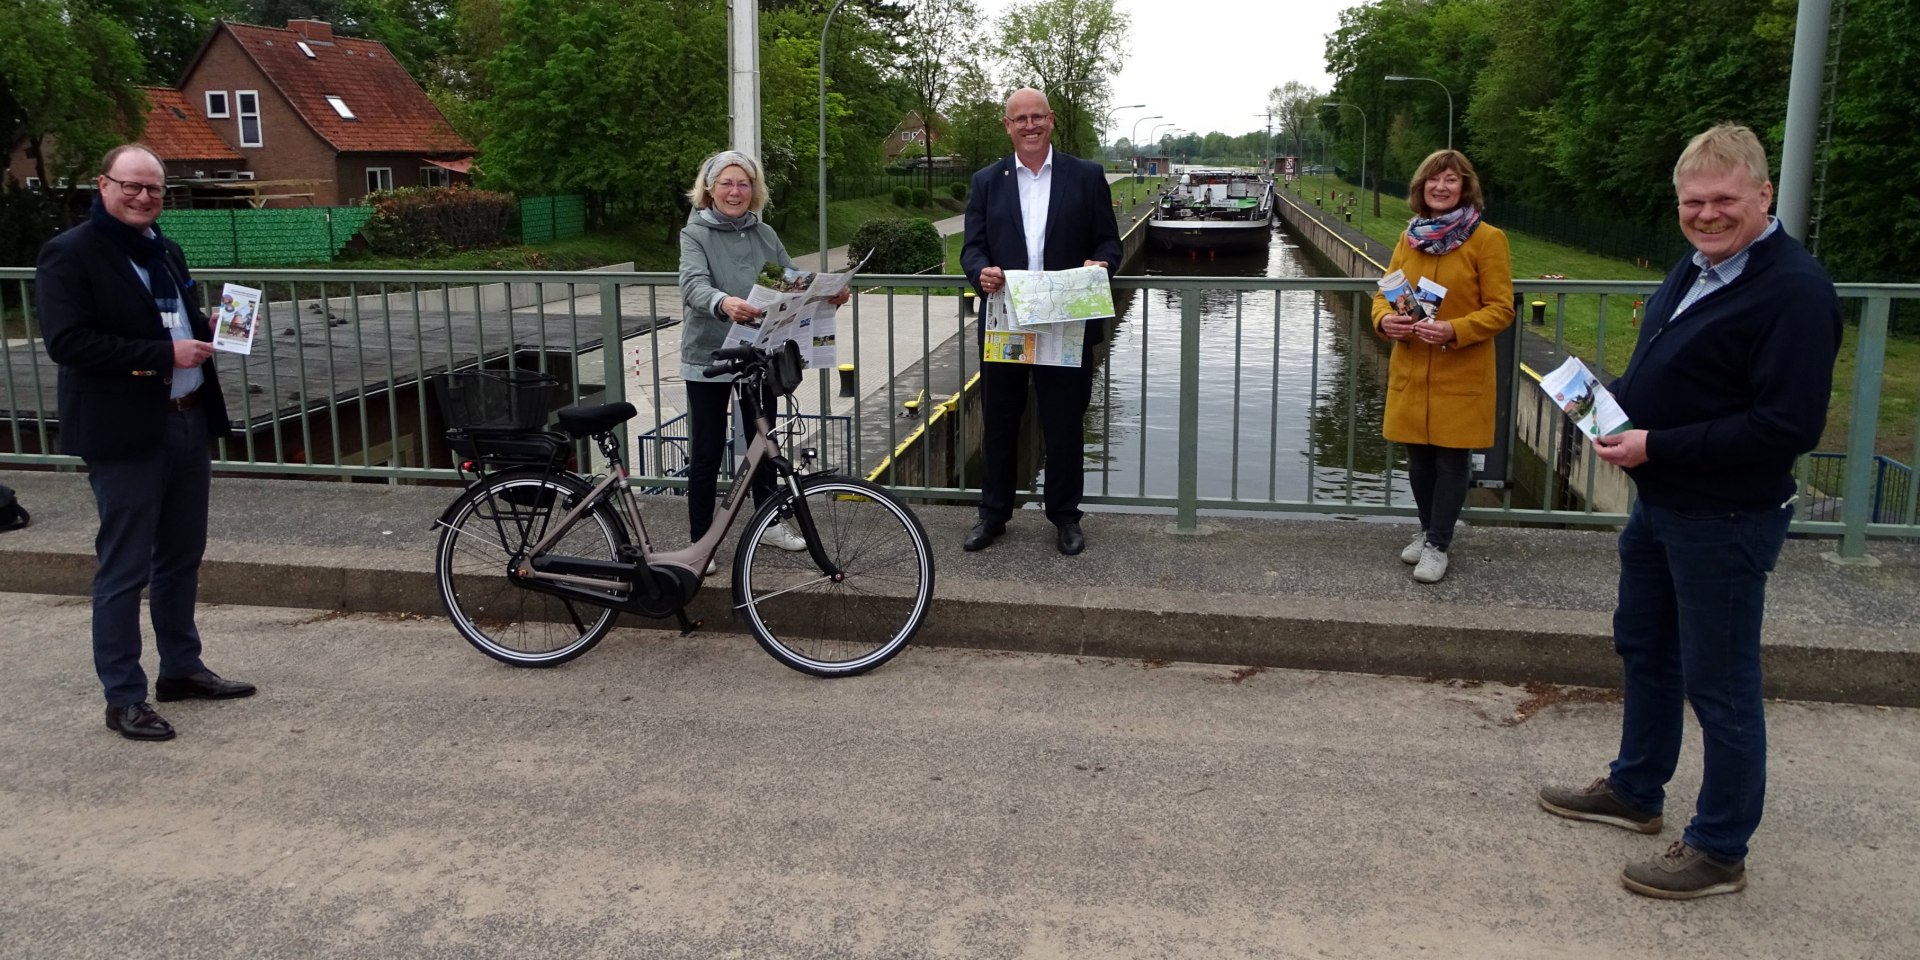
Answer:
[{"xmin": 1371, "ymin": 149, "xmax": 1514, "ymax": 584}]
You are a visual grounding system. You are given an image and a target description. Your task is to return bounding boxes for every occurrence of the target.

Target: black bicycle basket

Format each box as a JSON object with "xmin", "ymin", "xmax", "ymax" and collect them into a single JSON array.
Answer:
[
  {"xmin": 769, "ymin": 340, "xmax": 805, "ymax": 398},
  {"xmin": 433, "ymin": 369, "xmax": 559, "ymax": 432}
]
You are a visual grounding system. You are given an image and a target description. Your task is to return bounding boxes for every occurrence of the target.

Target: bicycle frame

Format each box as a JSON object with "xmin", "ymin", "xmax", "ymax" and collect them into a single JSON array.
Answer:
[{"xmin": 504, "ymin": 377, "xmax": 839, "ymax": 606}]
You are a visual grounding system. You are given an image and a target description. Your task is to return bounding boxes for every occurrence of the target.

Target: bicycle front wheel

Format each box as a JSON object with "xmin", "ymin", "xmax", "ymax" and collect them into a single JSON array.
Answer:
[
  {"xmin": 733, "ymin": 476, "xmax": 935, "ymax": 677},
  {"xmin": 435, "ymin": 469, "xmax": 626, "ymax": 667}
]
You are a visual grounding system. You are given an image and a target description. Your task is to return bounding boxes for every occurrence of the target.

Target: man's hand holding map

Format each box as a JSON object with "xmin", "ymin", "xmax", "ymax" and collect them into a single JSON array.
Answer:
[{"xmin": 984, "ymin": 264, "xmax": 1115, "ymax": 367}]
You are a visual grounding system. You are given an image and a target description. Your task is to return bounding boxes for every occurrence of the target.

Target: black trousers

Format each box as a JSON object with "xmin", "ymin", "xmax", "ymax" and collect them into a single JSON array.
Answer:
[
  {"xmin": 977, "ymin": 360, "xmax": 1092, "ymax": 527},
  {"xmin": 86, "ymin": 407, "xmax": 212, "ymax": 706},
  {"xmin": 684, "ymin": 378, "xmax": 779, "ymax": 542},
  {"xmin": 1405, "ymin": 443, "xmax": 1471, "ymax": 551}
]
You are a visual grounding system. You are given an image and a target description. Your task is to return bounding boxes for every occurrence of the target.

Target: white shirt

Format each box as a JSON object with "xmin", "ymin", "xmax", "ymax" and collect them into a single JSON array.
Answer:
[{"xmin": 1013, "ymin": 148, "xmax": 1053, "ymax": 272}]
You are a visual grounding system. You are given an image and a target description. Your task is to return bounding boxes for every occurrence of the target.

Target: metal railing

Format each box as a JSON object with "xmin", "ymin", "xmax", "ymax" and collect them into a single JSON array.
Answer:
[{"xmin": 4, "ymin": 267, "xmax": 1916, "ymax": 558}]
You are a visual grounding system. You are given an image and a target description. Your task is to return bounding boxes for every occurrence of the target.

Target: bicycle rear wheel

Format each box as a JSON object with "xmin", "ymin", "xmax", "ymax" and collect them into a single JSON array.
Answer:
[
  {"xmin": 733, "ymin": 476, "xmax": 935, "ymax": 677},
  {"xmin": 435, "ymin": 469, "xmax": 626, "ymax": 667}
]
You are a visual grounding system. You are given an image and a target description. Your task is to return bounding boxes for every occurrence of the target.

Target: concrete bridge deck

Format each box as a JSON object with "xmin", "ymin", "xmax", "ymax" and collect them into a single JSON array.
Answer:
[{"xmin": 2, "ymin": 468, "xmax": 1915, "ymax": 707}]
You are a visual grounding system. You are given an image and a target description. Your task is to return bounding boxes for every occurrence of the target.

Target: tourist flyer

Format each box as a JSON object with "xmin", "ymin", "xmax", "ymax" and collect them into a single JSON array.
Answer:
[
  {"xmin": 983, "ymin": 291, "xmax": 1084, "ymax": 368},
  {"xmin": 1376, "ymin": 269, "xmax": 1448, "ymax": 322},
  {"xmin": 1002, "ymin": 265, "xmax": 1116, "ymax": 328},
  {"xmin": 210, "ymin": 282, "xmax": 264, "ymax": 355},
  {"xmin": 723, "ymin": 251, "xmax": 869, "ymax": 368},
  {"xmin": 1539, "ymin": 355, "xmax": 1632, "ymax": 438}
]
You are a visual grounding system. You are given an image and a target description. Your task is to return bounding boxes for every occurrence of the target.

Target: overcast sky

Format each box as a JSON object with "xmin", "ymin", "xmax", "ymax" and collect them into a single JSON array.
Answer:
[{"xmin": 972, "ymin": 0, "xmax": 1357, "ymax": 140}]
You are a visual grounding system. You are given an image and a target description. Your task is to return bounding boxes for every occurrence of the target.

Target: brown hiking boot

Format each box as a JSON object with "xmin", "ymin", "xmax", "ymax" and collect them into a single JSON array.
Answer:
[
  {"xmin": 1622, "ymin": 841, "xmax": 1747, "ymax": 899},
  {"xmin": 1537, "ymin": 777, "xmax": 1663, "ymax": 834}
]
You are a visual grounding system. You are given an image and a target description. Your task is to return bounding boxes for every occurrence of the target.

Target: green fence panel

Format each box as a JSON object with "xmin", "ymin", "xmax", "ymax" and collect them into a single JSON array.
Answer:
[
  {"xmin": 520, "ymin": 194, "xmax": 584, "ymax": 244},
  {"xmin": 160, "ymin": 207, "xmax": 375, "ymax": 267}
]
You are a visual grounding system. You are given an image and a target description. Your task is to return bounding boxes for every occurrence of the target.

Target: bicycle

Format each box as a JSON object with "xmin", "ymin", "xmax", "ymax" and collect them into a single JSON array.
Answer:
[{"xmin": 430, "ymin": 341, "xmax": 936, "ymax": 677}]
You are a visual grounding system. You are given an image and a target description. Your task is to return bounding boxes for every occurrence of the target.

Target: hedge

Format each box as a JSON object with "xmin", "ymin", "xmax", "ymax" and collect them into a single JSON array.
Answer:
[
  {"xmin": 362, "ymin": 185, "xmax": 519, "ymax": 256},
  {"xmin": 847, "ymin": 217, "xmax": 943, "ymax": 274}
]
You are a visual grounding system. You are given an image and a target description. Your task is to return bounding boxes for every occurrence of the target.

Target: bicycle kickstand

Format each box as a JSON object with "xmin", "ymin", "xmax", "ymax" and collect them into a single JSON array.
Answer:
[{"xmin": 674, "ymin": 608, "xmax": 703, "ymax": 637}]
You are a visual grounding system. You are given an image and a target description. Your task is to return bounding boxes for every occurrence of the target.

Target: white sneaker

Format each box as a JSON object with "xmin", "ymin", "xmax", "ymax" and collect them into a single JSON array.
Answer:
[
  {"xmin": 1412, "ymin": 544, "xmax": 1449, "ymax": 584},
  {"xmin": 703, "ymin": 558, "xmax": 719, "ymax": 576},
  {"xmin": 760, "ymin": 520, "xmax": 808, "ymax": 552},
  {"xmin": 1401, "ymin": 530, "xmax": 1429, "ymax": 565}
]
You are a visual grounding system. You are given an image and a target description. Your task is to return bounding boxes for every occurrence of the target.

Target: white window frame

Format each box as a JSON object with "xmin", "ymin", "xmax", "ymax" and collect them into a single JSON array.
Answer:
[
  {"xmin": 366, "ymin": 167, "xmax": 393, "ymax": 193},
  {"xmin": 236, "ymin": 90, "xmax": 262, "ymax": 148},
  {"xmin": 296, "ymin": 41, "xmax": 317, "ymax": 59},
  {"xmin": 419, "ymin": 166, "xmax": 451, "ymax": 188},
  {"xmin": 234, "ymin": 172, "xmax": 255, "ymax": 181},
  {"xmin": 205, "ymin": 90, "xmax": 229, "ymax": 119},
  {"xmin": 324, "ymin": 96, "xmax": 356, "ymax": 120},
  {"xmin": 24, "ymin": 176, "xmax": 41, "ymax": 190}
]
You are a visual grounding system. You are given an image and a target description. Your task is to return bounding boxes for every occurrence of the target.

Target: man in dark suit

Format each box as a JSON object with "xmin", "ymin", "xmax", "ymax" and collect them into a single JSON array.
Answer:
[
  {"xmin": 38, "ymin": 144, "xmax": 256, "ymax": 742},
  {"xmin": 960, "ymin": 87, "xmax": 1123, "ymax": 556}
]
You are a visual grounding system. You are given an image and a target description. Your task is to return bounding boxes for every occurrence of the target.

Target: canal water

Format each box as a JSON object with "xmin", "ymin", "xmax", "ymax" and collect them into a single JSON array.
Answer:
[{"xmin": 1080, "ymin": 222, "xmax": 1412, "ymax": 507}]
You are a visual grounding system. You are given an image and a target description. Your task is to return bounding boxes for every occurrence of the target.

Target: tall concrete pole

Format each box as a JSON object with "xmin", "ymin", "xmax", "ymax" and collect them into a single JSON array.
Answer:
[
  {"xmin": 1776, "ymin": 0, "xmax": 1831, "ymax": 240},
  {"xmin": 729, "ymin": 0, "xmax": 761, "ymax": 162}
]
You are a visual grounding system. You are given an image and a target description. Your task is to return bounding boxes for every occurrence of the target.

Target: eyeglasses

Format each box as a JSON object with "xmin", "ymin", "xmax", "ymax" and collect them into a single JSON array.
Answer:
[
  {"xmin": 103, "ymin": 174, "xmax": 166, "ymax": 199},
  {"xmin": 714, "ymin": 179, "xmax": 754, "ymax": 193},
  {"xmin": 1004, "ymin": 113, "xmax": 1052, "ymax": 128}
]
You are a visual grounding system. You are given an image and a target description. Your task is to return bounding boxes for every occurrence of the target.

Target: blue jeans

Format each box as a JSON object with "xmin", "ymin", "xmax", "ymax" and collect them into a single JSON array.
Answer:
[
  {"xmin": 85, "ymin": 408, "xmax": 212, "ymax": 706},
  {"xmin": 1606, "ymin": 499, "xmax": 1790, "ymax": 863}
]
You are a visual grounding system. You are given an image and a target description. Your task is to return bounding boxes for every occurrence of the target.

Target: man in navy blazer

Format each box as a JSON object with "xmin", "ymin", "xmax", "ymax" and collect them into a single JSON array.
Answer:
[
  {"xmin": 38, "ymin": 144, "xmax": 255, "ymax": 742},
  {"xmin": 960, "ymin": 87, "xmax": 1123, "ymax": 556}
]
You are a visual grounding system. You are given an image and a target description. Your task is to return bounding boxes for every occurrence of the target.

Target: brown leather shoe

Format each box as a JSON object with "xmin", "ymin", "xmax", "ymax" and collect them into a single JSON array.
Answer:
[
  {"xmin": 155, "ymin": 670, "xmax": 257, "ymax": 702},
  {"xmin": 105, "ymin": 703, "xmax": 176, "ymax": 741}
]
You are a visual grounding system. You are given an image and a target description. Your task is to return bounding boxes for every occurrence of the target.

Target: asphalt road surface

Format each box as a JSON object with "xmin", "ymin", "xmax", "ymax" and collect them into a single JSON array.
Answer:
[{"xmin": 2, "ymin": 593, "xmax": 1914, "ymax": 959}]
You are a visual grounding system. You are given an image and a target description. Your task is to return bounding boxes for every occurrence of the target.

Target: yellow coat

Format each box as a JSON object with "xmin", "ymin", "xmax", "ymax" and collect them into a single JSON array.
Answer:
[{"xmin": 1370, "ymin": 222, "xmax": 1515, "ymax": 449}]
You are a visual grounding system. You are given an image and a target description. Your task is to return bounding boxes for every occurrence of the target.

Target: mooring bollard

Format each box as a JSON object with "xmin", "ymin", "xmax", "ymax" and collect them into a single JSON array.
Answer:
[
  {"xmin": 837, "ymin": 363, "xmax": 857, "ymax": 397},
  {"xmin": 1530, "ymin": 300, "xmax": 1547, "ymax": 326}
]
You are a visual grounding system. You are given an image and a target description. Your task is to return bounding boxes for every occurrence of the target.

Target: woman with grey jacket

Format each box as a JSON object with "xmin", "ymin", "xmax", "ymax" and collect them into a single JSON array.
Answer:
[{"xmin": 677, "ymin": 151, "xmax": 847, "ymax": 562}]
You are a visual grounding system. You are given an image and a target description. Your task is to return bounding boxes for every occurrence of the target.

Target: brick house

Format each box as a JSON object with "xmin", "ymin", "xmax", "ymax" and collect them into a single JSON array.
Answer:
[
  {"xmin": 5, "ymin": 87, "xmax": 244, "ymax": 189},
  {"xmin": 176, "ymin": 19, "xmax": 474, "ymax": 206},
  {"xmin": 883, "ymin": 109, "xmax": 948, "ymax": 162}
]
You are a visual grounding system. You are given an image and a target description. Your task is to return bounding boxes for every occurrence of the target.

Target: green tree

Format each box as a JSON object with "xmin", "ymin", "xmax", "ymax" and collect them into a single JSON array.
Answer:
[
  {"xmin": 896, "ymin": 0, "xmax": 979, "ymax": 192},
  {"xmin": 480, "ymin": 0, "xmax": 727, "ymax": 233},
  {"xmin": 1801, "ymin": 0, "xmax": 1920, "ymax": 282},
  {"xmin": 1268, "ymin": 80, "xmax": 1322, "ymax": 164},
  {"xmin": 996, "ymin": 0, "xmax": 1128, "ymax": 157},
  {"xmin": 945, "ymin": 54, "xmax": 1006, "ymax": 173},
  {"xmin": 0, "ymin": 0, "xmax": 148, "ymax": 198}
]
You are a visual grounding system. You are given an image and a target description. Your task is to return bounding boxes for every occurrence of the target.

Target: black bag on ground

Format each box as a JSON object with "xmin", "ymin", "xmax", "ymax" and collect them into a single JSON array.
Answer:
[{"xmin": 0, "ymin": 483, "xmax": 28, "ymax": 532}]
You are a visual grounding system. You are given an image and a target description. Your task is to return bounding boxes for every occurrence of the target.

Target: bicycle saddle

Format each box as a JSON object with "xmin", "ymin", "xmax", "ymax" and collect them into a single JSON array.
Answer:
[{"xmin": 555, "ymin": 402, "xmax": 638, "ymax": 437}]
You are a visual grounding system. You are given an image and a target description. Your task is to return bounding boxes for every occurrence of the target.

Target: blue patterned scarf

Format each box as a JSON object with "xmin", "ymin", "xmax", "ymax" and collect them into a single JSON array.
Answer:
[{"xmin": 1405, "ymin": 204, "xmax": 1482, "ymax": 256}]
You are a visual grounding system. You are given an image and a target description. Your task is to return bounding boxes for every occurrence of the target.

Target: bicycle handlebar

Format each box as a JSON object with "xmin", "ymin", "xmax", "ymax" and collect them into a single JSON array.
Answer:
[{"xmin": 701, "ymin": 344, "xmax": 770, "ymax": 380}]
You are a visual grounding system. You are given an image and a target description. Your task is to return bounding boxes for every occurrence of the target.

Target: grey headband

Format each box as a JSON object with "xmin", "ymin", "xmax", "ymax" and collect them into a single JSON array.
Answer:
[{"xmin": 704, "ymin": 151, "xmax": 756, "ymax": 187}]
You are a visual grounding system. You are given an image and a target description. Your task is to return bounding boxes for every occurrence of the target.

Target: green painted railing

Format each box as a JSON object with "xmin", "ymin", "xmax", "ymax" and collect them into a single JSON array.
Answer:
[{"xmin": 2, "ymin": 267, "xmax": 1915, "ymax": 560}]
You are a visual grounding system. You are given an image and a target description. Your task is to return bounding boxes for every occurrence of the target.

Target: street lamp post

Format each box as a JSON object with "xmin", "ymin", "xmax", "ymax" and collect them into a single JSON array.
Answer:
[
  {"xmin": 1383, "ymin": 74, "xmax": 1453, "ymax": 151},
  {"xmin": 817, "ymin": 0, "xmax": 849, "ymax": 272},
  {"xmin": 1130, "ymin": 114, "xmax": 1163, "ymax": 154},
  {"xmin": 1323, "ymin": 100, "xmax": 1373, "ymax": 217},
  {"xmin": 1104, "ymin": 103, "xmax": 1146, "ymax": 156}
]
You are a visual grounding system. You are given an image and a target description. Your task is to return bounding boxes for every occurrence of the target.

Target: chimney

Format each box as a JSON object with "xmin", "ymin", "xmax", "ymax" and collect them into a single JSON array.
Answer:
[{"xmin": 287, "ymin": 19, "xmax": 333, "ymax": 41}]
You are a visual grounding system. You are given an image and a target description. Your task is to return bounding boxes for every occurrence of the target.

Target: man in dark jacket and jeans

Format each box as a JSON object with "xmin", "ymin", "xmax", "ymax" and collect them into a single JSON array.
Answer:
[
  {"xmin": 1537, "ymin": 124, "xmax": 1841, "ymax": 899},
  {"xmin": 38, "ymin": 144, "xmax": 256, "ymax": 741}
]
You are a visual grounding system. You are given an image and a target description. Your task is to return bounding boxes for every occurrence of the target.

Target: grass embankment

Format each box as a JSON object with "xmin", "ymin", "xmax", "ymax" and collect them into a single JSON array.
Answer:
[{"xmin": 1284, "ymin": 174, "xmax": 1915, "ymax": 459}]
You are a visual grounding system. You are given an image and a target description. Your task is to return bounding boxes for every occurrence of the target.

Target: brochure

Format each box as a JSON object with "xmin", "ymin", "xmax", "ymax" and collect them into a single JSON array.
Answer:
[
  {"xmin": 1539, "ymin": 356, "xmax": 1632, "ymax": 438},
  {"xmin": 1376, "ymin": 270, "xmax": 1448, "ymax": 322},
  {"xmin": 210, "ymin": 282, "xmax": 264, "ymax": 355},
  {"xmin": 983, "ymin": 292, "xmax": 1084, "ymax": 367},
  {"xmin": 721, "ymin": 250, "xmax": 870, "ymax": 368}
]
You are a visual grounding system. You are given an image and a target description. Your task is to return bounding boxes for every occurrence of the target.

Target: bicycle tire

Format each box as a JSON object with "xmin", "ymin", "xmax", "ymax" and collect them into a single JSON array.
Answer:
[
  {"xmin": 435, "ymin": 469, "xmax": 627, "ymax": 667},
  {"xmin": 732, "ymin": 475, "xmax": 935, "ymax": 677}
]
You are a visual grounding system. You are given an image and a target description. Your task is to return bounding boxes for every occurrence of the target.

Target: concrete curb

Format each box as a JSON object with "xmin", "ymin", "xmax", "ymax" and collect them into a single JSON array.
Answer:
[{"xmin": 6, "ymin": 544, "xmax": 1915, "ymax": 708}]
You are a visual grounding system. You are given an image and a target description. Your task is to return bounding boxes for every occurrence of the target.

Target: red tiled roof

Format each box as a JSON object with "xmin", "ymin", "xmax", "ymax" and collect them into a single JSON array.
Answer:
[
  {"xmin": 139, "ymin": 87, "xmax": 242, "ymax": 163},
  {"xmin": 219, "ymin": 22, "xmax": 473, "ymax": 156}
]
